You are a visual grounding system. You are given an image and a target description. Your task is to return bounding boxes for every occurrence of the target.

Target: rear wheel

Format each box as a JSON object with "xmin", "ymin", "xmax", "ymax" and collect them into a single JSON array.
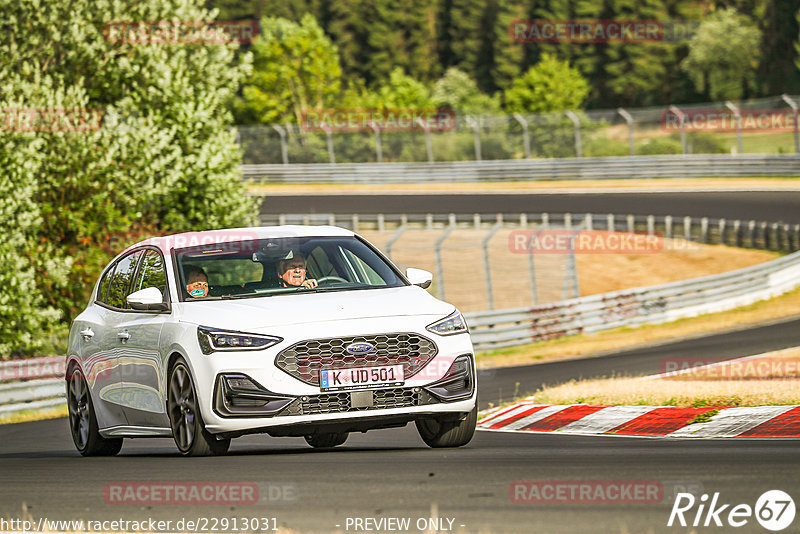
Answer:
[
  {"xmin": 304, "ymin": 432, "xmax": 348, "ymax": 448},
  {"xmin": 416, "ymin": 405, "xmax": 477, "ymax": 448},
  {"xmin": 167, "ymin": 359, "xmax": 230, "ymax": 456},
  {"xmin": 67, "ymin": 368, "xmax": 123, "ymax": 456}
]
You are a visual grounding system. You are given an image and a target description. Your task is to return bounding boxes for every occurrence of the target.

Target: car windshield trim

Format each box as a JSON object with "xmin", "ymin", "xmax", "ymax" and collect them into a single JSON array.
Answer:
[{"xmin": 172, "ymin": 236, "xmax": 406, "ymax": 302}]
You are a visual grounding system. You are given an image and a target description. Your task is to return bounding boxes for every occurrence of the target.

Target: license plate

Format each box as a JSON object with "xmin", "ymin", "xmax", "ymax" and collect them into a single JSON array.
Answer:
[{"xmin": 320, "ymin": 364, "xmax": 404, "ymax": 392}]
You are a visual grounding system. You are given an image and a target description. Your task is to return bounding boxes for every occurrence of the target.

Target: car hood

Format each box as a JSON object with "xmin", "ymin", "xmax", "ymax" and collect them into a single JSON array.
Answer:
[{"xmin": 176, "ymin": 286, "xmax": 454, "ymax": 330}]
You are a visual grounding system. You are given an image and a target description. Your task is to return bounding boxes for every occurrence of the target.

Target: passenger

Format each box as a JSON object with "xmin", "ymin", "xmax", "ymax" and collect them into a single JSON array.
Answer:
[
  {"xmin": 185, "ymin": 266, "xmax": 209, "ymax": 298},
  {"xmin": 277, "ymin": 254, "xmax": 318, "ymax": 289}
]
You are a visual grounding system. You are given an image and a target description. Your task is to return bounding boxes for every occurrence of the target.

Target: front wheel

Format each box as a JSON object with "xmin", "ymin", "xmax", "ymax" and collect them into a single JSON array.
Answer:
[
  {"xmin": 167, "ymin": 360, "xmax": 230, "ymax": 456},
  {"xmin": 416, "ymin": 405, "xmax": 477, "ymax": 448},
  {"xmin": 67, "ymin": 368, "xmax": 123, "ymax": 456},
  {"xmin": 304, "ymin": 432, "xmax": 348, "ymax": 448}
]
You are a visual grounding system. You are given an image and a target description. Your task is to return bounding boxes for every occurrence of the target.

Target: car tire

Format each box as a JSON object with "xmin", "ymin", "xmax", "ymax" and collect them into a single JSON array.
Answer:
[
  {"xmin": 67, "ymin": 367, "xmax": 123, "ymax": 456},
  {"xmin": 304, "ymin": 432, "xmax": 348, "ymax": 448},
  {"xmin": 167, "ymin": 359, "xmax": 230, "ymax": 456},
  {"xmin": 416, "ymin": 405, "xmax": 477, "ymax": 448}
]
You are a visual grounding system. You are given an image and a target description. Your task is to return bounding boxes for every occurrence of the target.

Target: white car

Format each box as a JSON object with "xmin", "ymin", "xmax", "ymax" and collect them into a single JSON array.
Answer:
[{"xmin": 66, "ymin": 226, "xmax": 477, "ymax": 456}]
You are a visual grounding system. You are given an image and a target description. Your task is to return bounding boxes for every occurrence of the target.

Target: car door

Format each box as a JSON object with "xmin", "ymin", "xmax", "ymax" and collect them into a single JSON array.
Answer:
[
  {"xmin": 82, "ymin": 250, "xmax": 142, "ymax": 428},
  {"xmin": 117, "ymin": 248, "xmax": 170, "ymax": 429}
]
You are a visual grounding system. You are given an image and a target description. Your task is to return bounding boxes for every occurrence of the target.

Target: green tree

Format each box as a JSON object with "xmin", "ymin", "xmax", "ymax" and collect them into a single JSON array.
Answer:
[
  {"xmin": 431, "ymin": 68, "xmax": 501, "ymax": 113},
  {"xmin": 503, "ymin": 54, "xmax": 589, "ymax": 113},
  {"xmin": 235, "ymin": 14, "xmax": 342, "ymax": 124},
  {"xmin": 681, "ymin": 7, "xmax": 761, "ymax": 100}
]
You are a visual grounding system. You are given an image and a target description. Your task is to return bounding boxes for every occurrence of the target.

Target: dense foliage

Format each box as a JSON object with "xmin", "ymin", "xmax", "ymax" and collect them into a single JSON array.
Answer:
[{"xmin": 0, "ymin": 0, "xmax": 257, "ymax": 355}]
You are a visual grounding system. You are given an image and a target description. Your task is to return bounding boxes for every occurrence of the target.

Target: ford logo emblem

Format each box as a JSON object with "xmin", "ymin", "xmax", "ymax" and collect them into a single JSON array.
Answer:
[{"xmin": 346, "ymin": 342, "xmax": 373, "ymax": 354}]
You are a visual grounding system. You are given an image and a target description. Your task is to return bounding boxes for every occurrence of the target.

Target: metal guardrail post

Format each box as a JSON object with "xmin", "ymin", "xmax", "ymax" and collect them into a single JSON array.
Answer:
[
  {"xmin": 617, "ymin": 108, "xmax": 635, "ymax": 156},
  {"xmin": 607, "ymin": 213, "xmax": 615, "ymax": 232},
  {"xmin": 271, "ymin": 124, "xmax": 289, "ymax": 164},
  {"xmin": 684, "ymin": 216, "xmax": 692, "ymax": 240},
  {"xmin": 425, "ymin": 214, "xmax": 433, "ymax": 230},
  {"xmin": 562, "ymin": 243, "xmax": 579, "ymax": 300},
  {"xmin": 748, "ymin": 220, "xmax": 757, "ymax": 248},
  {"xmin": 385, "ymin": 224, "xmax": 408, "ymax": 261},
  {"xmin": 782, "ymin": 95, "xmax": 799, "ymax": 154},
  {"xmin": 434, "ymin": 221, "xmax": 456, "ymax": 300},
  {"xmin": 542, "ymin": 213, "xmax": 550, "ymax": 228},
  {"xmin": 520, "ymin": 213, "xmax": 528, "ymax": 228},
  {"xmin": 473, "ymin": 213, "xmax": 481, "ymax": 229},
  {"xmin": 718, "ymin": 218, "xmax": 726, "ymax": 244},
  {"xmin": 465, "ymin": 116, "xmax": 481, "ymax": 161},
  {"xmin": 482, "ymin": 221, "xmax": 504, "ymax": 310},
  {"xmin": 352, "ymin": 214, "xmax": 359, "ymax": 231},
  {"xmin": 701, "ymin": 217, "xmax": 709, "ymax": 243},
  {"xmin": 564, "ymin": 212, "xmax": 572, "ymax": 229},
  {"xmin": 565, "ymin": 110, "xmax": 582, "ymax": 157},
  {"xmin": 665, "ymin": 215, "xmax": 672, "ymax": 239},
  {"xmin": 527, "ymin": 242, "xmax": 538, "ymax": 305},
  {"xmin": 725, "ymin": 101, "xmax": 742, "ymax": 154},
  {"xmin": 369, "ymin": 121, "xmax": 382, "ymax": 163},
  {"xmin": 512, "ymin": 113, "xmax": 531, "ymax": 158},
  {"xmin": 647, "ymin": 215, "xmax": 655, "ymax": 236},
  {"xmin": 627, "ymin": 214, "xmax": 635, "ymax": 233},
  {"xmin": 377, "ymin": 213, "xmax": 385, "ymax": 232},
  {"xmin": 669, "ymin": 105, "xmax": 687, "ymax": 155},
  {"xmin": 329, "ymin": 214, "xmax": 336, "ymax": 226},
  {"xmin": 585, "ymin": 213, "xmax": 593, "ymax": 231},
  {"xmin": 415, "ymin": 118, "xmax": 434, "ymax": 162},
  {"xmin": 734, "ymin": 219, "xmax": 741, "ymax": 247}
]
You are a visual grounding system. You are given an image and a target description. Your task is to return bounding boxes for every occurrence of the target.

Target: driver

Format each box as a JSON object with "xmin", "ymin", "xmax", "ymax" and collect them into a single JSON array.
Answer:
[
  {"xmin": 185, "ymin": 266, "xmax": 209, "ymax": 298},
  {"xmin": 277, "ymin": 253, "xmax": 318, "ymax": 289}
]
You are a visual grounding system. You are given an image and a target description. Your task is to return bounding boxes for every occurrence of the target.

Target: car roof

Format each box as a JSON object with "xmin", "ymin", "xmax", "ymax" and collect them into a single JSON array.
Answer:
[{"xmin": 122, "ymin": 225, "xmax": 357, "ymax": 254}]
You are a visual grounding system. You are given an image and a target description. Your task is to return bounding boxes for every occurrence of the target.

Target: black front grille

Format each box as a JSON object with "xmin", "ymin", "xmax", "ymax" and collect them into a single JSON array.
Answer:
[
  {"xmin": 275, "ymin": 333, "xmax": 438, "ymax": 386},
  {"xmin": 277, "ymin": 388, "xmax": 438, "ymax": 416}
]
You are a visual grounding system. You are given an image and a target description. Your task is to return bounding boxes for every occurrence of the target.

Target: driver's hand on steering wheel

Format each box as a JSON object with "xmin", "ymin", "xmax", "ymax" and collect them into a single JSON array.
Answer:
[{"xmin": 301, "ymin": 278, "xmax": 318, "ymax": 289}]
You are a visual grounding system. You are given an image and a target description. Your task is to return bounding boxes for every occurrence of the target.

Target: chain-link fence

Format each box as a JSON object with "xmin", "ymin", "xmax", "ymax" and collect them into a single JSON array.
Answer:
[{"xmin": 237, "ymin": 95, "xmax": 800, "ymax": 164}]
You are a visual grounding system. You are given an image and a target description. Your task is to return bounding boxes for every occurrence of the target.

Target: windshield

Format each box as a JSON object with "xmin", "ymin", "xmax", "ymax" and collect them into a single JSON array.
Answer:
[{"xmin": 174, "ymin": 236, "xmax": 405, "ymax": 301}]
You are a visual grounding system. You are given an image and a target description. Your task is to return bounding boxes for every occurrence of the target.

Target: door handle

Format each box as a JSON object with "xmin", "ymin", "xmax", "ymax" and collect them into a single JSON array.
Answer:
[
  {"xmin": 117, "ymin": 331, "xmax": 131, "ymax": 343},
  {"xmin": 79, "ymin": 328, "xmax": 94, "ymax": 341}
]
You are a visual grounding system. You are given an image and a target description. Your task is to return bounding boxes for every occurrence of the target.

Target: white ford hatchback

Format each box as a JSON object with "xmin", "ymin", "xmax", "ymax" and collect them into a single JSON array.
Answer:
[{"xmin": 67, "ymin": 226, "xmax": 477, "ymax": 456}]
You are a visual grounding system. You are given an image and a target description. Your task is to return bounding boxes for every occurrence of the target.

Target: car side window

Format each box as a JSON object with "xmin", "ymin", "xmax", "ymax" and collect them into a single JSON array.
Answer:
[
  {"xmin": 132, "ymin": 249, "xmax": 167, "ymax": 302},
  {"xmin": 105, "ymin": 251, "xmax": 142, "ymax": 309}
]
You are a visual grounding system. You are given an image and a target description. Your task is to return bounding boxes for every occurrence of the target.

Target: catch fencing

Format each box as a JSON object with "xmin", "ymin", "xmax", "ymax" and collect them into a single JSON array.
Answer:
[
  {"xmin": 465, "ymin": 250, "xmax": 800, "ymax": 351},
  {"xmin": 239, "ymin": 95, "xmax": 800, "ymax": 165}
]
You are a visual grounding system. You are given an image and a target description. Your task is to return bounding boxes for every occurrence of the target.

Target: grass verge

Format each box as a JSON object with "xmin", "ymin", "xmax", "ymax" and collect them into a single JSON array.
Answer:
[
  {"xmin": 528, "ymin": 377, "xmax": 800, "ymax": 407},
  {"xmin": 476, "ymin": 286, "xmax": 800, "ymax": 369}
]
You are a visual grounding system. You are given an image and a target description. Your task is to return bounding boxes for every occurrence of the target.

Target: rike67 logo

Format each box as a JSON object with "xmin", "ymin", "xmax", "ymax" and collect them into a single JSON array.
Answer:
[{"xmin": 668, "ymin": 490, "xmax": 795, "ymax": 531}]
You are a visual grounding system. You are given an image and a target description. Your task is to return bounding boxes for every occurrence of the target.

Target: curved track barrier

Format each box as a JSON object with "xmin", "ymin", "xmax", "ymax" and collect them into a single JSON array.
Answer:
[
  {"xmin": 465, "ymin": 250, "xmax": 800, "ymax": 351},
  {"xmin": 243, "ymin": 154, "xmax": 800, "ymax": 184}
]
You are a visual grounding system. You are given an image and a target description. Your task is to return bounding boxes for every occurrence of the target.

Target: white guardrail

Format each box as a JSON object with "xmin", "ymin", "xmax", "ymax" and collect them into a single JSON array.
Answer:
[
  {"xmin": 3, "ymin": 250, "xmax": 800, "ymax": 416},
  {"xmin": 242, "ymin": 154, "xmax": 800, "ymax": 183},
  {"xmin": 465, "ymin": 250, "xmax": 800, "ymax": 351}
]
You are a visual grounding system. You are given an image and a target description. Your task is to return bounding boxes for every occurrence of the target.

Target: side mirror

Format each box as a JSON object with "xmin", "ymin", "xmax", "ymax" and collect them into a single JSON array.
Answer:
[
  {"xmin": 406, "ymin": 268, "xmax": 433, "ymax": 289},
  {"xmin": 127, "ymin": 287, "xmax": 168, "ymax": 312}
]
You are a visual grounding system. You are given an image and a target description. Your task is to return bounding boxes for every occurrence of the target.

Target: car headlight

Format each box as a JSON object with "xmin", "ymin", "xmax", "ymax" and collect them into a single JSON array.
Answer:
[
  {"xmin": 197, "ymin": 326, "xmax": 282, "ymax": 355},
  {"xmin": 426, "ymin": 310, "xmax": 469, "ymax": 336}
]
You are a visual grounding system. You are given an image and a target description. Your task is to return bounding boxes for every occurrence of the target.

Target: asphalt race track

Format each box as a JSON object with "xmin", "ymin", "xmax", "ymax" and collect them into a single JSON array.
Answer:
[
  {"xmin": 2, "ymin": 318, "xmax": 800, "ymax": 534},
  {"xmin": 260, "ymin": 191, "xmax": 800, "ymax": 223}
]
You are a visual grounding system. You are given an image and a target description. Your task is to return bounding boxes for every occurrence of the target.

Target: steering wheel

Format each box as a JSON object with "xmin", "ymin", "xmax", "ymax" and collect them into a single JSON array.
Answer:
[{"xmin": 316, "ymin": 276, "xmax": 349, "ymax": 285}]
